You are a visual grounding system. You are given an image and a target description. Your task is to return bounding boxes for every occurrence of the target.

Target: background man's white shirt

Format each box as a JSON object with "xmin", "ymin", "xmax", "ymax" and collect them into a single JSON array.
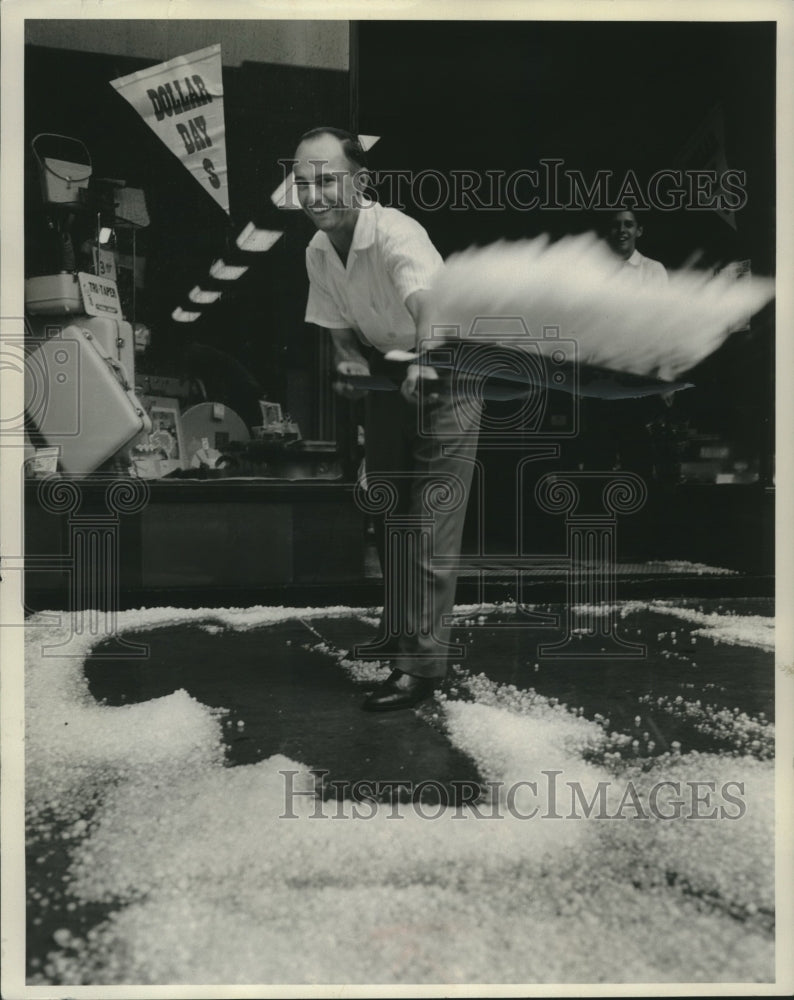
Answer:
[{"xmin": 622, "ymin": 248, "xmax": 668, "ymax": 285}]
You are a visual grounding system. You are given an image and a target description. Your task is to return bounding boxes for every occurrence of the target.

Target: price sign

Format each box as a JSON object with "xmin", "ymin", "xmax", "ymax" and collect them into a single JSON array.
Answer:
[
  {"xmin": 78, "ymin": 272, "xmax": 123, "ymax": 319},
  {"xmin": 92, "ymin": 246, "xmax": 117, "ymax": 281}
]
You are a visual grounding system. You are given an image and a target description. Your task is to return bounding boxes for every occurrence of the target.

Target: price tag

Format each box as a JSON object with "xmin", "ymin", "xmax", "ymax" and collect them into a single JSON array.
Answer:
[
  {"xmin": 92, "ymin": 246, "xmax": 117, "ymax": 281},
  {"xmin": 78, "ymin": 271, "xmax": 123, "ymax": 319}
]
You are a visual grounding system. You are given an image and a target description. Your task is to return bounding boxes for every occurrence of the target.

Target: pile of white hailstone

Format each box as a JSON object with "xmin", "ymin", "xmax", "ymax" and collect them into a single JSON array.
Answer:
[{"xmin": 22, "ymin": 601, "xmax": 774, "ymax": 986}]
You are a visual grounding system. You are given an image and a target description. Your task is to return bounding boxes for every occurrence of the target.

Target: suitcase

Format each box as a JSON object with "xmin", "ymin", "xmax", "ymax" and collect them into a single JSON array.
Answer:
[
  {"xmin": 75, "ymin": 316, "xmax": 136, "ymax": 386},
  {"xmin": 26, "ymin": 314, "xmax": 136, "ymax": 388},
  {"xmin": 25, "ymin": 325, "xmax": 151, "ymax": 474}
]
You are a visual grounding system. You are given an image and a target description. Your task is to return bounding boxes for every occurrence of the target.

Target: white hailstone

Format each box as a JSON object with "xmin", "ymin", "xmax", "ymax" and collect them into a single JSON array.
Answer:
[
  {"xmin": 22, "ymin": 603, "xmax": 777, "ymax": 983},
  {"xmin": 634, "ymin": 715, "xmax": 641, "ymax": 727},
  {"xmin": 52, "ymin": 928, "xmax": 72, "ymax": 948}
]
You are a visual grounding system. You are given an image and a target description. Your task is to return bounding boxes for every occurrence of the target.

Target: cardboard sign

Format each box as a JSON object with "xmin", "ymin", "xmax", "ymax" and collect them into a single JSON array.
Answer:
[
  {"xmin": 110, "ymin": 44, "xmax": 230, "ymax": 214},
  {"xmin": 78, "ymin": 272, "xmax": 123, "ymax": 318}
]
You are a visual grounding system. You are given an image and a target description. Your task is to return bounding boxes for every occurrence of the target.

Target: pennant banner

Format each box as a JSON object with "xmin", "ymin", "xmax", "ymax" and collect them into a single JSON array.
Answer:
[
  {"xmin": 110, "ymin": 44, "xmax": 230, "ymax": 214},
  {"xmin": 676, "ymin": 103, "xmax": 736, "ymax": 231}
]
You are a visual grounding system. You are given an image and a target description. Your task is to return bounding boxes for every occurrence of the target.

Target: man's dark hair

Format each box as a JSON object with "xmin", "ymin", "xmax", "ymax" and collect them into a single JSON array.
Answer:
[
  {"xmin": 296, "ymin": 126, "xmax": 368, "ymax": 170},
  {"xmin": 608, "ymin": 206, "xmax": 645, "ymax": 224},
  {"xmin": 599, "ymin": 206, "xmax": 646, "ymax": 237}
]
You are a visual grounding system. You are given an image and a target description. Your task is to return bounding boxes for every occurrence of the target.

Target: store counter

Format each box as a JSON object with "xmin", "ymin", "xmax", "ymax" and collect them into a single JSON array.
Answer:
[{"xmin": 24, "ymin": 477, "xmax": 367, "ymax": 610}]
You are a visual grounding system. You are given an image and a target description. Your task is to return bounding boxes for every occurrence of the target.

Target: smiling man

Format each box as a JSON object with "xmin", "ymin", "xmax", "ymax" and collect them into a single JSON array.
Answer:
[
  {"xmin": 605, "ymin": 208, "xmax": 668, "ymax": 284},
  {"xmin": 293, "ymin": 126, "xmax": 480, "ymax": 711}
]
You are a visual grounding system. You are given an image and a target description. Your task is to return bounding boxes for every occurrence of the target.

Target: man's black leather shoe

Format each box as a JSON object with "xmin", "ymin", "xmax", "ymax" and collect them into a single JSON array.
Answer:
[{"xmin": 362, "ymin": 669, "xmax": 444, "ymax": 712}]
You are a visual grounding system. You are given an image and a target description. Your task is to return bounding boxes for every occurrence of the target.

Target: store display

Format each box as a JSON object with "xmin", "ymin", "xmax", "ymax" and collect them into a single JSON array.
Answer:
[
  {"xmin": 24, "ymin": 273, "xmax": 83, "ymax": 315},
  {"xmin": 253, "ymin": 400, "xmax": 301, "ymax": 443},
  {"xmin": 181, "ymin": 401, "xmax": 250, "ymax": 467},
  {"xmin": 32, "ymin": 133, "xmax": 92, "ymax": 208},
  {"xmin": 133, "ymin": 395, "xmax": 186, "ymax": 476},
  {"xmin": 24, "ymin": 446, "xmax": 61, "ymax": 478},
  {"xmin": 135, "ymin": 374, "xmax": 194, "ymax": 403},
  {"xmin": 76, "ymin": 316, "xmax": 136, "ymax": 385},
  {"xmin": 25, "ymin": 326, "xmax": 151, "ymax": 475}
]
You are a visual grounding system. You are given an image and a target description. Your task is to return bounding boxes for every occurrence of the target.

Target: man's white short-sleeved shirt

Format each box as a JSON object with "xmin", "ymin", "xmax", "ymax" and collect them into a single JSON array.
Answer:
[
  {"xmin": 304, "ymin": 200, "xmax": 443, "ymax": 353},
  {"xmin": 623, "ymin": 249, "xmax": 668, "ymax": 285}
]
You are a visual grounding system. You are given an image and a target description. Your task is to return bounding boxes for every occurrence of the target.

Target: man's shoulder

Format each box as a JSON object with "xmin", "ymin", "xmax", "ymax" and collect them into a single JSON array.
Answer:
[
  {"xmin": 369, "ymin": 202, "xmax": 431, "ymax": 241},
  {"xmin": 307, "ymin": 230, "xmax": 332, "ymax": 253},
  {"xmin": 635, "ymin": 250, "xmax": 664, "ymax": 267}
]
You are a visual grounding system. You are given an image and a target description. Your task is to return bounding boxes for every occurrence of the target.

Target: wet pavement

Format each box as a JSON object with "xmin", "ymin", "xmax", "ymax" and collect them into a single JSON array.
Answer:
[{"xmin": 27, "ymin": 596, "xmax": 775, "ymax": 981}]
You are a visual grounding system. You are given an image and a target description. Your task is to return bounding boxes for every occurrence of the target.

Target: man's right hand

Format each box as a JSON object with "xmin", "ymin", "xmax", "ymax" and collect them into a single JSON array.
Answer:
[{"xmin": 333, "ymin": 359, "xmax": 371, "ymax": 400}]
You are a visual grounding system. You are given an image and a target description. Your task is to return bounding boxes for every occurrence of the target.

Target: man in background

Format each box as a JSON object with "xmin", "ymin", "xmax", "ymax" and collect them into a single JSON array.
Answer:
[
  {"xmin": 580, "ymin": 208, "xmax": 671, "ymax": 477},
  {"xmin": 605, "ymin": 208, "xmax": 668, "ymax": 285}
]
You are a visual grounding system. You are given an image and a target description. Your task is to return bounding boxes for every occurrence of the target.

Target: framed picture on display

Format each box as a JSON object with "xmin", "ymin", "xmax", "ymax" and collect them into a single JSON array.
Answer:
[{"xmin": 134, "ymin": 395, "xmax": 185, "ymax": 477}]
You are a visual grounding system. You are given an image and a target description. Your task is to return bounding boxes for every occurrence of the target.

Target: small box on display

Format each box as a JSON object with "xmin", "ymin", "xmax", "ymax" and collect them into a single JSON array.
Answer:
[
  {"xmin": 24, "ymin": 447, "xmax": 61, "ymax": 478},
  {"xmin": 39, "ymin": 156, "xmax": 92, "ymax": 206},
  {"xmin": 135, "ymin": 374, "xmax": 193, "ymax": 403},
  {"xmin": 32, "ymin": 134, "xmax": 92, "ymax": 208},
  {"xmin": 25, "ymin": 274, "xmax": 83, "ymax": 315}
]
